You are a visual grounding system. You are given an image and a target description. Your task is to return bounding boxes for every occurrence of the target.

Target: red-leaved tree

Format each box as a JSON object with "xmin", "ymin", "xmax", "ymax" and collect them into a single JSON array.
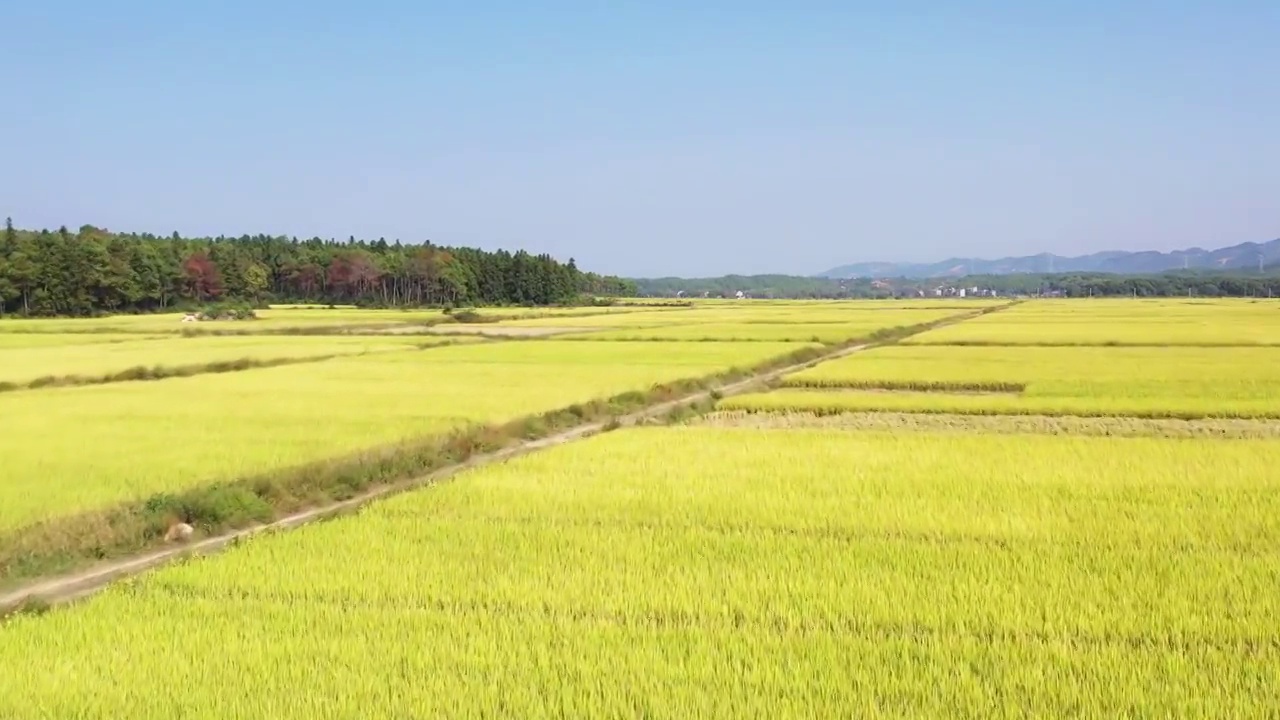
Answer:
[{"xmin": 182, "ymin": 251, "xmax": 224, "ymax": 301}]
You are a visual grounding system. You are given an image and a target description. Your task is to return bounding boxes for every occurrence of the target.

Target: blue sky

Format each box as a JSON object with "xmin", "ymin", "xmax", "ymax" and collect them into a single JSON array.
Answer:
[{"xmin": 3, "ymin": 1, "xmax": 1277, "ymax": 276}]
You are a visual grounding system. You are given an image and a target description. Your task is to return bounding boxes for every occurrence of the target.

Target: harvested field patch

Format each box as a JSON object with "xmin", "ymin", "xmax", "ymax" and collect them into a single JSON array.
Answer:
[
  {"xmin": 722, "ymin": 389, "xmax": 1280, "ymax": 420},
  {"xmin": 697, "ymin": 410, "xmax": 1280, "ymax": 439}
]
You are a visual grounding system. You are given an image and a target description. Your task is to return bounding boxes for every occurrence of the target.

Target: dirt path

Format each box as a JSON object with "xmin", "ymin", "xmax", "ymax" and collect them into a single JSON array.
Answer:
[{"xmin": 0, "ymin": 306, "xmax": 1006, "ymax": 615}]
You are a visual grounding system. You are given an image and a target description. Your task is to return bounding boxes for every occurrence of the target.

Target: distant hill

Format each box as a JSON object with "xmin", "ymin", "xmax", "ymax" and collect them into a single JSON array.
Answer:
[{"xmin": 819, "ymin": 238, "xmax": 1280, "ymax": 279}]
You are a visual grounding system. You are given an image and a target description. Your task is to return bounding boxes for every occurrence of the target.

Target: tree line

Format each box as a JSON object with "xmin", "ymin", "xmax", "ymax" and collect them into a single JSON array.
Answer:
[
  {"xmin": 634, "ymin": 271, "xmax": 1280, "ymax": 299},
  {"xmin": 0, "ymin": 219, "xmax": 636, "ymax": 316},
  {"xmin": 962, "ymin": 272, "xmax": 1280, "ymax": 298},
  {"xmin": 634, "ymin": 275, "xmax": 853, "ymax": 298}
]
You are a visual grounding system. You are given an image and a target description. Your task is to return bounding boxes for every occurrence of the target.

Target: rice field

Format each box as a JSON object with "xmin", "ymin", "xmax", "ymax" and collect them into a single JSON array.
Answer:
[
  {"xmin": 2, "ymin": 427, "xmax": 1276, "ymax": 717},
  {"xmin": 0, "ymin": 334, "xmax": 466, "ymax": 386},
  {"xmin": 500, "ymin": 306, "xmax": 964, "ymax": 329},
  {"xmin": 0, "ymin": 332, "xmax": 170, "ymax": 349},
  {"xmin": 765, "ymin": 345, "xmax": 1280, "ymax": 417},
  {"xmin": 786, "ymin": 343, "xmax": 1280, "ymax": 392},
  {"xmin": 564, "ymin": 321, "xmax": 914, "ymax": 343},
  {"xmin": 4, "ymin": 297, "xmax": 1278, "ymax": 717},
  {"xmin": 0, "ymin": 308, "xmax": 445, "ymax": 334},
  {"xmin": 0, "ymin": 340, "xmax": 807, "ymax": 532},
  {"xmin": 908, "ymin": 298, "xmax": 1280, "ymax": 346},
  {"xmin": 0, "ymin": 305, "xmax": 655, "ymax": 335}
]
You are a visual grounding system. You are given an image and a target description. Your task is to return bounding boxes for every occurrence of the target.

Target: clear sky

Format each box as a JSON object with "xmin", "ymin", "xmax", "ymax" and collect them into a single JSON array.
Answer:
[{"xmin": 3, "ymin": 1, "xmax": 1277, "ymax": 277}]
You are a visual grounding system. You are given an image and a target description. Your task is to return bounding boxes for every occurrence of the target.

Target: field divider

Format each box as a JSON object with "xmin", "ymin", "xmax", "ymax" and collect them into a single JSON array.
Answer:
[{"xmin": 0, "ymin": 302, "xmax": 1013, "ymax": 617}]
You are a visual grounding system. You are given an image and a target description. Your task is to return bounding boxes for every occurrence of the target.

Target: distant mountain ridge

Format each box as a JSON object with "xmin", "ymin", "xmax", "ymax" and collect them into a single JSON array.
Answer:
[{"xmin": 819, "ymin": 238, "xmax": 1280, "ymax": 279}]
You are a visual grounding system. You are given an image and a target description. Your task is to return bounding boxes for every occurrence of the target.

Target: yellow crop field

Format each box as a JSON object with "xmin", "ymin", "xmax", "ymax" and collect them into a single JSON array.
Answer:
[
  {"xmin": 261, "ymin": 304, "xmax": 647, "ymax": 318},
  {"xmin": 3, "ymin": 427, "xmax": 1276, "ymax": 717},
  {"xmin": 251, "ymin": 308, "xmax": 447, "ymax": 324},
  {"xmin": 0, "ymin": 334, "xmax": 464, "ymax": 386},
  {"xmin": 566, "ymin": 320, "xmax": 925, "ymax": 343},
  {"xmin": 0, "ymin": 341, "xmax": 808, "ymax": 531},
  {"xmin": 0, "ymin": 333, "xmax": 168, "ymax": 349},
  {"xmin": 0, "ymin": 308, "xmax": 452, "ymax": 334},
  {"xmin": 909, "ymin": 298, "xmax": 1280, "ymax": 345},
  {"xmin": 477, "ymin": 305, "xmax": 655, "ymax": 317},
  {"xmin": 0, "ymin": 306, "xmax": 667, "ymax": 336},
  {"xmin": 498, "ymin": 308, "xmax": 715, "ymax": 328},
  {"xmin": 675, "ymin": 298, "xmax": 1003, "ymax": 310},
  {"xmin": 782, "ymin": 345, "xmax": 1280, "ymax": 407},
  {"xmin": 720, "ymin": 301, "xmax": 1280, "ymax": 418},
  {"xmin": 504, "ymin": 306, "xmax": 966, "ymax": 332}
]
